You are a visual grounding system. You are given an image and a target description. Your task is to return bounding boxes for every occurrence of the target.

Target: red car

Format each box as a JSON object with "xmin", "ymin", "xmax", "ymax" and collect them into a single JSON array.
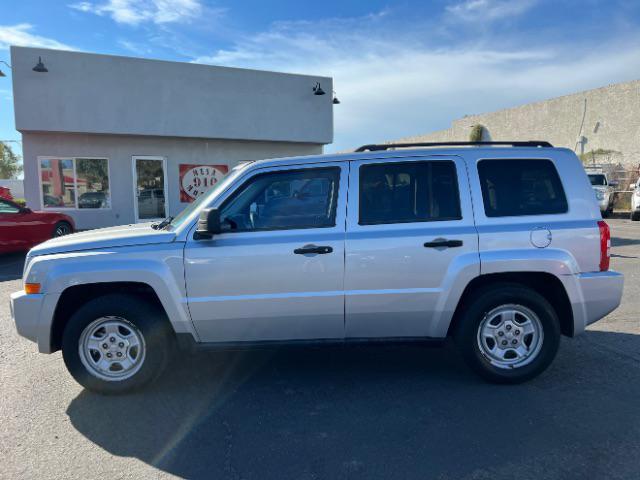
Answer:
[{"xmin": 0, "ymin": 198, "xmax": 75, "ymax": 254}]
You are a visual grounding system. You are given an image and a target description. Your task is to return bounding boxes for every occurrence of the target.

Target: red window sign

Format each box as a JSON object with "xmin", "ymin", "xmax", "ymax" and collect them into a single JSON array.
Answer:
[{"xmin": 179, "ymin": 164, "xmax": 229, "ymax": 203}]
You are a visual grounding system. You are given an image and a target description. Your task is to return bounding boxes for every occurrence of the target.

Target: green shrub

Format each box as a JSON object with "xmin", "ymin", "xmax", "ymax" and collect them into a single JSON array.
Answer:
[{"xmin": 469, "ymin": 125, "xmax": 485, "ymax": 142}]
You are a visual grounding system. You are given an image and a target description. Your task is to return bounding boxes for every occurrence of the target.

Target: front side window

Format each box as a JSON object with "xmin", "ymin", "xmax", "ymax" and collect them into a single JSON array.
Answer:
[
  {"xmin": 40, "ymin": 158, "xmax": 110, "ymax": 209},
  {"xmin": 219, "ymin": 167, "xmax": 340, "ymax": 232},
  {"xmin": 478, "ymin": 159, "xmax": 568, "ymax": 217},
  {"xmin": 359, "ymin": 161, "xmax": 461, "ymax": 225},
  {"xmin": 0, "ymin": 199, "xmax": 20, "ymax": 214}
]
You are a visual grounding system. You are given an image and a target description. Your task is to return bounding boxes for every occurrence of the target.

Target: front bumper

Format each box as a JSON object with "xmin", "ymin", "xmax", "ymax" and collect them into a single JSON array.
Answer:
[
  {"xmin": 571, "ymin": 271, "xmax": 623, "ymax": 334},
  {"xmin": 10, "ymin": 290, "xmax": 61, "ymax": 353}
]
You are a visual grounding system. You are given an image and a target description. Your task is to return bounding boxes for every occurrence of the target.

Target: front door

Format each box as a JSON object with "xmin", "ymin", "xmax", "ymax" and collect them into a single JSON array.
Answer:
[
  {"xmin": 133, "ymin": 156, "xmax": 167, "ymax": 222},
  {"xmin": 184, "ymin": 162, "xmax": 349, "ymax": 343},
  {"xmin": 0, "ymin": 199, "xmax": 30, "ymax": 252},
  {"xmin": 345, "ymin": 156, "xmax": 479, "ymax": 339}
]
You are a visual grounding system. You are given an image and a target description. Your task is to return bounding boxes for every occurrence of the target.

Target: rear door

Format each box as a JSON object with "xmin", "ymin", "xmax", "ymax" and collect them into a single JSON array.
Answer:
[{"xmin": 345, "ymin": 156, "xmax": 479, "ymax": 339}]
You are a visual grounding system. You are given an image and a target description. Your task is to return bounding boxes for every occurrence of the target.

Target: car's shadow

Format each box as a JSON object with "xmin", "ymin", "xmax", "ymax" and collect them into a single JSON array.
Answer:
[
  {"xmin": 67, "ymin": 331, "xmax": 640, "ymax": 480},
  {"xmin": 0, "ymin": 253, "xmax": 25, "ymax": 281},
  {"xmin": 611, "ymin": 236, "xmax": 640, "ymax": 248}
]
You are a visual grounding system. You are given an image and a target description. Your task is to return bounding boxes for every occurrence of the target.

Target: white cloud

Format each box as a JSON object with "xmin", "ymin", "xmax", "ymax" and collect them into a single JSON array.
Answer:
[
  {"xmin": 192, "ymin": 17, "xmax": 640, "ymax": 152},
  {"xmin": 0, "ymin": 24, "xmax": 74, "ymax": 50},
  {"xmin": 446, "ymin": 0, "xmax": 537, "ymax": 22},
  {"xmin": 69, "ymin": 0, "xmax": 207, "ymax": 26}
]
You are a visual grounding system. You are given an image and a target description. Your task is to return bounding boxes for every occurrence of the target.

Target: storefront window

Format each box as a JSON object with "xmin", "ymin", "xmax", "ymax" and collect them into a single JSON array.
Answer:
[
  {"xmin": 40, "ymin": 157, "xmax": 110, "ymax": 209},
  {"xmin": 76, "ymin": 158, "xmax": 110, "ymax": 209}
]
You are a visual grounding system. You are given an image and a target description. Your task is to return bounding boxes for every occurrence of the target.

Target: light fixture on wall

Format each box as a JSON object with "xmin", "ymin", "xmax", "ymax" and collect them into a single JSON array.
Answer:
[
  {"xmin": 32, "ymin": 56, "xmax": 48, "ymax": 73},
  {"xmin": 313, "ymin": 82, "xmax": 326, "ymax": 95},
  {"xmin": 0, "ymin": 60, "xmax": 11, "ymax": 77},
  {"xmin": 332, "ymin": 91, "xmax": 340, "ymax": 104}
]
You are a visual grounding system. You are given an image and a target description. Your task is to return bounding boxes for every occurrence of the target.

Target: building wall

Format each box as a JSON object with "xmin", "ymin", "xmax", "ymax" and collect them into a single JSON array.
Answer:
[
  {"xmin": 0, "ymin": 179, "xmax": 24, "ymax": 199},
  {"xmin": 393, "ymin": 79, "xmax": 640, "ymax": 169},
  {"xmin": 11, "ymin": 46, "xmax": 333, "ymax": 145},
  {"xmin": 23, "ymin": 132, "xmax": 322, "ymax": 230}
]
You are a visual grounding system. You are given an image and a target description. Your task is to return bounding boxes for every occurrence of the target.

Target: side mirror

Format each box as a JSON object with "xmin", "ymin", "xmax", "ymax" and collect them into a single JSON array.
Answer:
[
  {"xmin": 195, "ymin": 208, "xmax": 221, "ymax": 239},
  {"xmin": 630, "ymin": 183, "xmax": 636, "ymax": 190},
  {"xmin": 19, "ymin": 207, "xmax": 32, "ymax": 214}
]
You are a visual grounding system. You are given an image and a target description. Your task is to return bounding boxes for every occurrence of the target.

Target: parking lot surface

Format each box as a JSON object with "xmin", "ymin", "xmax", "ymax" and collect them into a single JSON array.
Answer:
[{"xmin": 1, "ymin": 218, "xmax": 639, "ymax": 479}]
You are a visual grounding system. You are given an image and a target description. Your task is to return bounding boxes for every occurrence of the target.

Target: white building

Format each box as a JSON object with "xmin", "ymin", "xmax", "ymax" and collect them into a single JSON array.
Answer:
[{"xmin": 10, "ymin": 46, "xmax": 335, "ymax": 229}]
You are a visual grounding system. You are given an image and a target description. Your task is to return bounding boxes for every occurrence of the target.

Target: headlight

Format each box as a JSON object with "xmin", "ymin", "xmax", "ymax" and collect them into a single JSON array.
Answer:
[{"xmin": 595, "ymin": 191, "xmax": 605, "ymax": 200}]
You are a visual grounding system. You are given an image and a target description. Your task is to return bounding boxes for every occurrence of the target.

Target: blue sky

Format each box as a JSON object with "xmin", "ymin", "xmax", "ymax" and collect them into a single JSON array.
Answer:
[{"xmin": 1, "ymin": 0, "xmax": 640, "ymax": 156}]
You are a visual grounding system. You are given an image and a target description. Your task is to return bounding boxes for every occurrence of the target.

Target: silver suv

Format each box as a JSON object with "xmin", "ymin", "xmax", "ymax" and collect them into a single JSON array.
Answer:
[{"xmin": 11, "ymin": 141, "xmax": 624, "ymax": 394}]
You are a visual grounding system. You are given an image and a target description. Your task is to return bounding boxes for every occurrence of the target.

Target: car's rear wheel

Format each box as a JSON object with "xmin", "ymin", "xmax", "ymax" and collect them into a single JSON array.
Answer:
[
  {"xmin": 62, "ymin": 294, "xmax": 174, "ymax": 394},
  {"xmin": 52, "ymin": 221, "xmax": 72, "ymax": 237},
  {"xmin": 454, "ymin": 283, "xmax": 561, "ymax": 384}
]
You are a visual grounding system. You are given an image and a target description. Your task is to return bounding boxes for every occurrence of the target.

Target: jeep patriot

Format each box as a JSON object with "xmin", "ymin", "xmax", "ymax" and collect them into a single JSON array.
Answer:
[{"xmin": 10, "ymin": 141, "xmax": 624, "ymax": 394}]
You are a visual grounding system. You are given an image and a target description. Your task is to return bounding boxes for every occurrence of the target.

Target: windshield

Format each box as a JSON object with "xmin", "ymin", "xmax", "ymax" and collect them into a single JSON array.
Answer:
[
  {"xmin": 166, "ymin": 162, "xmax": 253, "ymax": 230},
  {"xmin": 589, "ymin": 174, "xmax": 607, "ymax": 186}
]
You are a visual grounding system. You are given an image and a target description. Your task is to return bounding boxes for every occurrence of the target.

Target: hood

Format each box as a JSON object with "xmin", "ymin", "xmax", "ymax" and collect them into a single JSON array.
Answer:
[{"xmin": 29, "ymin": 222, "xmax": 176, "ymax": 257}]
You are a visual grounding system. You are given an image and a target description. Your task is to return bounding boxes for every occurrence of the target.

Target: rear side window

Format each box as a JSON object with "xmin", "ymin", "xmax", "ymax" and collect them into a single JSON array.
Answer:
[
  {"xmin": 359, "ymin": 161, "xmax": 461, "ymax": 225},
  {"xmin": 478, "ymin": 159, "xmax": 568, "ymax": 217}
]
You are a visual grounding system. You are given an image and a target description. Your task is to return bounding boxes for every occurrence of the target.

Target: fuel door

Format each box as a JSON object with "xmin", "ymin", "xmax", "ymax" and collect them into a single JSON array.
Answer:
[{"xmin": 530, "ymin": 227, "xmax": 552, "ymax": 248}]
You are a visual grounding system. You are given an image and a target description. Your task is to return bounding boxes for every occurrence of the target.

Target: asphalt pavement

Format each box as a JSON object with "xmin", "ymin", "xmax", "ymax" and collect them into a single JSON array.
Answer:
[{"xmin": 1, "ymin": 218, "xmax": 639, "ymax": 479}]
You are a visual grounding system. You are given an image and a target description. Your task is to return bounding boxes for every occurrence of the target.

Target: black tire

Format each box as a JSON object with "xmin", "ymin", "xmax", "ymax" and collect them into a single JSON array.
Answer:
[
  {"xmin": 52, "ymin": 221, "xmax": 73, "ymax": 237},
  {"xmin": 453, "ymin": 283, "xmax": 561, "ymax": 384},
  {"xmin": 62, "ymin": 294, "xmax": 174, "ymax": 394}
]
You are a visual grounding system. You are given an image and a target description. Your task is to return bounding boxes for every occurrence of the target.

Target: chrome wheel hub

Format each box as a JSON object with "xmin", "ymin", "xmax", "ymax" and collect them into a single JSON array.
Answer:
[
  {"xmin": 476, "ymin": 304, "xmax": 543, "ymax": 369},
  {"xmin": 79, "ymin": 316, "xmax": 146, "ymax": 381}
]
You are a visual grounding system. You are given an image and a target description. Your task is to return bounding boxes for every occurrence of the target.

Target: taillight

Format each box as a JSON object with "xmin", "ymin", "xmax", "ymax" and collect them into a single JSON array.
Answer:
[{"xmin": 598, "ymin": 220, "xmax": 610, "ymax": 271}]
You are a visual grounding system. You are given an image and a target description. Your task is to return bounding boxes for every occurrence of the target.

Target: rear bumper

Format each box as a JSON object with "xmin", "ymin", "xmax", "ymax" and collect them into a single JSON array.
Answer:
[
  {"xmin": 10, "ymin": 290, "xmax": 60, "ymax": 353},
  {"xmin": 569, "ymin": 271, "xmax": 623, "ymax": 335}
]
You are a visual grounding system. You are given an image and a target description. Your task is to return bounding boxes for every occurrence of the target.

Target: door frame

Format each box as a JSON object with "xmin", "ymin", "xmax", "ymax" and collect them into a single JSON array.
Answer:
[{"xmin": 132, "ymin": 155, "xmax": 169, "ymax": 223}]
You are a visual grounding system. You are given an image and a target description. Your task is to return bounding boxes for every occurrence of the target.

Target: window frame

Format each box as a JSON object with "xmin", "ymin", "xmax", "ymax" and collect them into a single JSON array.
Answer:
[
  {"xmin": 357, "ymin": 160, "xmax": 463, "ymax": 226},
  {"xmin": 477, "ymin": 158, "xmax": 569, "ymax": 218},
  {"xmin": 37, "ymin": 156, "xmax": 112, "ymax": 211},
  {"xmin": 216, "ymin": 166, "xmax": 342, "ymax": 234}
]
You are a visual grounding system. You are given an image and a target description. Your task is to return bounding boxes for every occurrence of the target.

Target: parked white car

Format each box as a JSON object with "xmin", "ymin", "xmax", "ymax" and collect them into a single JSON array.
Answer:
[
  {"xmin": 587, "ymin": 171, "xmax": 616, "ymax": 217},
  {"xmin": 11, "ymin": 141, "xmax": 623, "ymax": 394},
  {"xmin": 630, "ymin": 179, "xmax": 640, "ymax": 221}
]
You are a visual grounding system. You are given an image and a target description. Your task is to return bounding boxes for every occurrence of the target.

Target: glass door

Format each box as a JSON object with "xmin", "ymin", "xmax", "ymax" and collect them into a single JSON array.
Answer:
[{"xmin": 132, "ymin": 156, "xmax": 167, "ymax": 222}]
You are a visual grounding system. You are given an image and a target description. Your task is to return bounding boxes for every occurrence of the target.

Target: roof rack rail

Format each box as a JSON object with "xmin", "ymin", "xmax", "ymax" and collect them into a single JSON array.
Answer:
[{"xmin": 354, "ymin": 141, "xmax": 553, "ymax": 152}]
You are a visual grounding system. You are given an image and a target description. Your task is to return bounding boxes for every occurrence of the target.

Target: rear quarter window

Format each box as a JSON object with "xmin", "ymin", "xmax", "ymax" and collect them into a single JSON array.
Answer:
[{"xmin": 478, "ymin": 159, "xmax": 568, "ymax": 217}]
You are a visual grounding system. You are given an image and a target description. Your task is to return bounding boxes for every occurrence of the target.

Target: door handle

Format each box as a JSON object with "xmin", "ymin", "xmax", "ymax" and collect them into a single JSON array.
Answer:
[
  {"xmin": 424, "ymin": 239, "xmax": 463, "ymax": 248},
  {"xmin": 294, "ymin": 245, "xmax": 333, "ymax": 255}
]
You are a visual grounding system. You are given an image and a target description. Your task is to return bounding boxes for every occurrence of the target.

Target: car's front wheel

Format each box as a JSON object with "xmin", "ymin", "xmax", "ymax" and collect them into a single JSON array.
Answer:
[
  {"xmin": 62, "ymin": 294, "xmax": 174, "ymax": 394},
  {"xmin": 454, "ymin": 283, "xmax": 561, "ymax": 384}
]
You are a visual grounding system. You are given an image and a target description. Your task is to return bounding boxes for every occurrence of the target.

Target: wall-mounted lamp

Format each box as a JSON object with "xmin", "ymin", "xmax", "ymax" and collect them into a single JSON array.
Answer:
[
  {"xmin": 32, "ymin": 56, "xmax": 48, "ymax": 73},
  {"xmin": 313, "ymin": 82, "xmax": 325, "ymax": 95},
  {"xmin": 0, "ymin": 60, "xmax": 11, "ymax": 77},
  {"xmin": 332, "ymin": 91, "xmax": 340, "ymax": 104}
]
